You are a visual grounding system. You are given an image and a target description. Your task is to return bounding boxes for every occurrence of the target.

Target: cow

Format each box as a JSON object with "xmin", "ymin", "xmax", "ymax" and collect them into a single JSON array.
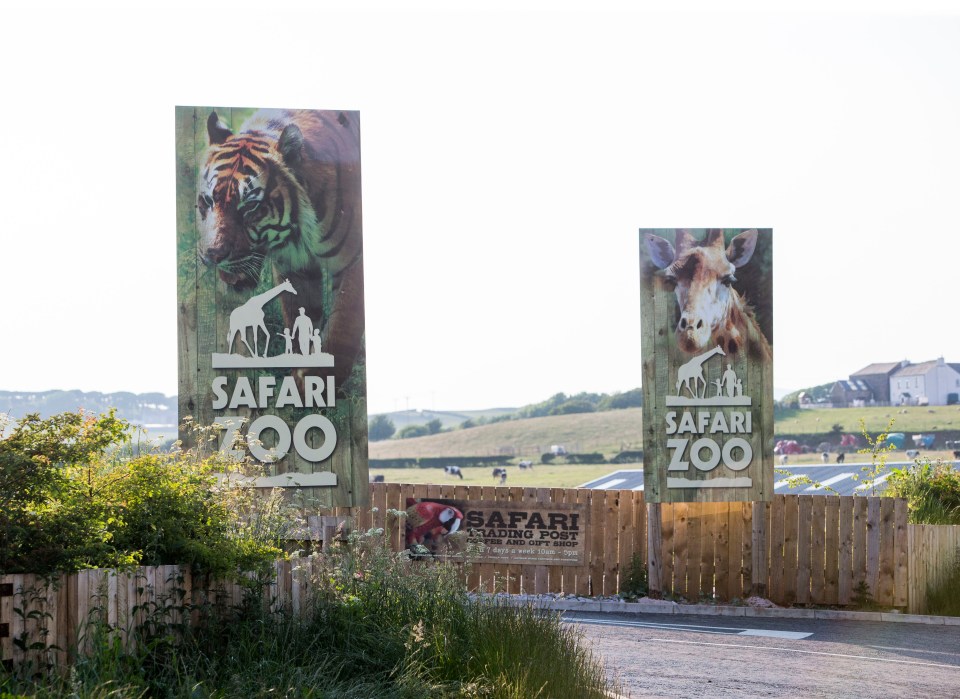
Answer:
[
  {"xmin": 370, "ymin": 474, "xmax": 385, "ymax": 483},
  {"xmin": 492, "ymin": 467, "xmax": 507, "ymax": 484},
  {"xmin": 906, "ymin": 449, "xmax": 920, "ymax": 459},
  {"xmin": 821, "ymin": 452, "xmax": 829, "ymax": 464},
  {"xmin": 953, "ymin": 450, "xmax": 960, "ymax": 459},
  {"xmin": 779, "ymin": 454, "xmax": 788, "ymax": 466},
  {"xmin": 518, "ymin": 460, "xmax": 534, "ymax": 470},
  {"xmin": 443, "ymin": 465, "xmax": 463, "ymax": 479},
  {"xmin": 836, "ymin": 453, "xmax": 845, "ymax": 464}
]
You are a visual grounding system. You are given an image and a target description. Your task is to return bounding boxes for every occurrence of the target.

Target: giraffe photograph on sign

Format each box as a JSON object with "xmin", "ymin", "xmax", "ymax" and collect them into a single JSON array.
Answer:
[{"xmin": 639, "ymin": 228, "xmax": 773, "ymax": 504}]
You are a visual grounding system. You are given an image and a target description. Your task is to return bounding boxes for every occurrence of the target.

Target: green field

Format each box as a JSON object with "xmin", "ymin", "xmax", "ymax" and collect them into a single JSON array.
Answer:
[
  {"xmin": 369, "ymin": 463, "xmax": 629, "ymax": 489},
  {"xmin": 776, "ymin": 405, "xmax": 960, "ymax": 434}
]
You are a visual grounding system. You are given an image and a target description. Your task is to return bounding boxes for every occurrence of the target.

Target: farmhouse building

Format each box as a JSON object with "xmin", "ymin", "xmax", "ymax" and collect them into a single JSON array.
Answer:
[
  {"xmin": 829, "ymin": 379, "xmax": 873, "ymax": 407},
  {"xmin": 848, "ymin": 361, "xmax": 906, "ymax": 404},
  {"xmin": 889, "ymin": 358, "xmax": 960, "ymax": 406}
]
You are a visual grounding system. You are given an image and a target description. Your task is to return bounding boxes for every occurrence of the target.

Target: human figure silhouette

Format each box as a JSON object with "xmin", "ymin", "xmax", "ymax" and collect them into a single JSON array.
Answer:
[
  {"xmin": 722, "ymin": 363, "xmax": 738, "ymax": 398},
  {"xmin": 292, "ymin": 307, "xmax": 313, "ymax": 355},
  {"xmin": 281, "ymin": 328, "xmax": 294, "ymax": 355},
  {"xmin": 735, "ymin": 378, "xmax": 743, "ymax": 397},
  {"xmin": 310, "ymin": 328, "xmax": 322, "ymax": 355},
  {"xmin": 714, "ymin": 378, "xmax": 723, "ymax": 397}
]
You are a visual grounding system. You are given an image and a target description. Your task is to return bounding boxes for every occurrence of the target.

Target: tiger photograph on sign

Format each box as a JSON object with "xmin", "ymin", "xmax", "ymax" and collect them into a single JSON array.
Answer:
[
  {"xmin": 176, "ymin": 107, "xmax": 368, "ymax": 507},
  {"xmin": 639, "ymin": 228, "xmax": 773, "ymax": 504}
]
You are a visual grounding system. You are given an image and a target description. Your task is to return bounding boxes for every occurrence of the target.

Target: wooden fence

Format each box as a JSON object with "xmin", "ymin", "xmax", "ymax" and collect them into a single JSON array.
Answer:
[
  {"xmin": 907, "ymin": 524, "xmax": 960, "ymax": 614},
  {"xmin": 3, "ymin": 483, "xmax": 957, "ymax": 670}
]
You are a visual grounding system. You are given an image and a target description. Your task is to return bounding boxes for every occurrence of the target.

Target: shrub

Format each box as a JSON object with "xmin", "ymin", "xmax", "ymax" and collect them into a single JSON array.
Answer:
[
  {"xmin": 885, "ymin": 459, "xmax": 960, "ymax": 524},
  {"xmin": 0, "ymin": 411, "xmax": 295, "ymax": 577}
]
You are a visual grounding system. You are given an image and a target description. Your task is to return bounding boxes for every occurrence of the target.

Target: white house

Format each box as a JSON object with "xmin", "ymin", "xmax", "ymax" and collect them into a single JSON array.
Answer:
[{"xmin": 889, "ymin": 358, "xmax": 960, "ymax": 406}]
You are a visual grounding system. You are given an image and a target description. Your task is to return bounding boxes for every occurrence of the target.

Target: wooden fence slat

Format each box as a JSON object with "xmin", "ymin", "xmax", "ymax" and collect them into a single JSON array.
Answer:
[
  {"xmin": 769, "ymin": 496, "xmax": 785, "ymax": 604},
  {"xmin": 647, "ymin": 502, "xmax": 664, "ymax": 597},
  {"xmin": 751, "ymin": 502, "xmax": 768, "ymax": 597},
  {"xmin": 700, "ymin": 503, "xmax": 717, "ymax": 602},
  {"xmin": 809, "ymin": 496, "xmax": 826, "ymax": 604},
  {"xmin": 782, "ymin": 495, "xmax": 799, "ymax": 606},
  {"xmin": 878, "ymin": 498, "xmax": 896, "ymax": 606},
  {"xmin": 853, "ymin": 496, "xmax": 868, "ymax": 589},
  {"xmin": 894, "ymin": 499, "xmax": 909, "ymax": 608},
  {"xmin": 714, "ymin": 503, "xmax": 730, "ymax": 602},
  {"xmin": 635, "ymin": 491, "xmax": 647, "ymax": 579},
  {"xmin": 0, "ymin": 576, "xmax": 11, "ymax": 668},
  {"xmin": 838, "ymin": 497, "xmax": 854, "ymax": 605},
  {"xmin": 672, "ymin": 503, "xmax": 688, "ymax": 600},
  {"xmin": 726, "ymin": 502, "xmax": 744, "ymax": 600},
  {"xmin": 824, "ymin": 498, "xmax": 840, "ymax": 605},
  {"xmin": 687, "ymin": 504, "xmax": 703, "ymax": 602},
  {"xmin": 520, "ymin": 487, "xmax": 538, "ymax": 594},
  {"xmin": 603, "ymin": 490, "xmax": 620, "ymax": 596},
  {"xmin": 617, "ymin": 489, "xmax": 636, "ymax": 597},
  {"xmin": 795, "ymin": 495, "xmax": 812, "ymax": 604},
  {"xmin": 866, "ymin": 497, "xmax": 882, "ymax": 599},
  {"xmin": 661, "ymin": 503, "xmax": 676, "ymax": 597},
  {"xmin": 549, "ymin": 487, "xmax": 567, "ymax": 594},
  {"xmin": 589, "ymin": 489, "xmax": 605, "ymax": 596}
]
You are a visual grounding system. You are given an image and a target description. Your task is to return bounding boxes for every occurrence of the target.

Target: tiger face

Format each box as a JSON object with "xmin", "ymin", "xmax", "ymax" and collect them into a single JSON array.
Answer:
[{"xmin": 197, "ymin": 111, "xmax": 308, "ymax": 291}]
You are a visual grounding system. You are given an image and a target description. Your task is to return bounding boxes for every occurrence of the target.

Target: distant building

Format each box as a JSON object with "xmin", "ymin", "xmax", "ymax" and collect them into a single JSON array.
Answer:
[
  {"xmin": 849, "ymin": 361, "xmax": 907, "ymax": 404},
  {"xmin": 829, "ymin": 379, "xmax": 873, "ymax": 407},
  {"xmin": 890, "ymin": 358, "xmax": 960, "ymax": 406}
]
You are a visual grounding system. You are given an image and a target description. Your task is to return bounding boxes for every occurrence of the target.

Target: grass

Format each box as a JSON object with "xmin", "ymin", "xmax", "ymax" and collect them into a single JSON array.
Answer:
[
  {"xmin": 927, "ymin": 548, "xmax": 960, "ymax": 616},
  {"xmin": 0, "ymin": 528, "xmax": 618, "ymax": 698},
  {"xmin": 368, "ymin": 463, "xmax": 627, "ymax": 488}
]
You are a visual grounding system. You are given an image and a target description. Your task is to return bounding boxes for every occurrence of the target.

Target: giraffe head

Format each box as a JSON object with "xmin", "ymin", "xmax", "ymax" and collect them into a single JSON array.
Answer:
[{"xmin": 646, "ymin": 229, "xmax": 758, "ymax": 355}]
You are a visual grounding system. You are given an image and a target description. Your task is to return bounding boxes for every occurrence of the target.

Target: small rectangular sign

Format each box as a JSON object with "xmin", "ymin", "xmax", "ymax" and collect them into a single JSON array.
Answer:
[
  {"xmin": 639, "ymin": 228, "xmax": 774, "ymax": 503},
  {"xmin": 404, "ymin": 499, "xmax": 587, "ymax": 566}
]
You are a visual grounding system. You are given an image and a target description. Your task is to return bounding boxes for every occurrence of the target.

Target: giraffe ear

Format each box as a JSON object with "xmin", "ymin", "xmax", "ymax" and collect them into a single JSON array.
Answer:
[
  {"xmin": 727, "ymin": 229, "xmax": 758, "ymax": 267},
  {"xmin": 705, "ymin": 230, "xmax": 725, "ymax": 247},
  {"xmin": 645, "ymin": 234, "xmax": 676, "ymax": 269}
]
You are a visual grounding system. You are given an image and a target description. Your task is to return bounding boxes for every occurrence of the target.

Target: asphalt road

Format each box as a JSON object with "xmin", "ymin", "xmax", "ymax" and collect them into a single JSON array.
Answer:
[{"xmin": 565, "ymin": 612, "xmax": 960, "ymax": 698}]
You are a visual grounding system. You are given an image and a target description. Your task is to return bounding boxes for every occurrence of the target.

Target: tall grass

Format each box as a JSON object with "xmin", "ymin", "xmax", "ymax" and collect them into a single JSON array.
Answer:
[
  {"xmin": 0, "ymin": 528, "xmax": 617, "ymax": 698},
  {"xmin": 926, "ymin": 546, "xmax": 960, "ymax": 617}
]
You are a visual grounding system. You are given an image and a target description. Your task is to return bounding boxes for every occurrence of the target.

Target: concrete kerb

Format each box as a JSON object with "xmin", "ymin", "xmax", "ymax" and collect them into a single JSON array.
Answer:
[{"xmin": 480, "ymin": 595, "xmax": 958, "ymax": 626}]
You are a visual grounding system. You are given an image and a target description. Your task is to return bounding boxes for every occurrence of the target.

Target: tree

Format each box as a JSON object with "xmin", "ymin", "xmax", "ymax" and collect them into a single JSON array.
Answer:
[
  {"xmin": 426, "ymin": 418, "xmax": 443, "ymax": 435},
  {"xmin": 368, "ymin": 415, "xmax": 396, "ymax": 441}
]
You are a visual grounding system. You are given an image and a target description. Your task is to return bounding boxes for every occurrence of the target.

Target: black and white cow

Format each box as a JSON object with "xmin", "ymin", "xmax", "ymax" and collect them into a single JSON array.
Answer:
[{"xmin": 444, "ymin": 465, "xmax": 464, "ymax": 479}]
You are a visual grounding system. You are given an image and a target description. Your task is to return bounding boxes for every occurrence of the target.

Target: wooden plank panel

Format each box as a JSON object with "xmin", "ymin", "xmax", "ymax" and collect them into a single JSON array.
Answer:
[
  {"xmin": 714, "ymin": 503, "xmax": 730, "ymax": 602},
  {"xmin": 726, "ymin": 502, "xmax": 744, "ymax": 600},
  {"xmin": 647, "ymin": 502, "xmax": 664, "ymax": 597},
  {"xmin": 520, "ymin": 487, "xmax": 538, "ymax": 594},
  {"xmin": 878, "ymin": 498, "xmax": 896, "ymax": 606},
  {"xmin": 479, "ymin": 485, "xmax": 497, "ymax": 593},
  {"xmin": 672, "ymin": 503, "xmax": 689, "ymax": 599},
  {"xmin": 907, "ymin": 524, "xmax": 924, "ymax": 613},
  {"xmin": 853, "ymin": 496, "xmax": 868, "ymax": 590},
  {"xmin": 894, "ymin": 499, "xmax": 909, "ymax": 609},
  {"xmin": 660, "ymin": 504, "xmax": 674, "ymax": 598},
  {"xmin": 838, "ymin": 497, "xmax": 854, "ymax": 606},
  {"xmin": 635, "ymin": 491, "xmax": 647, "ymax": 575},
  {"xmin": 796, "ymin": 496, "xmax": 813, "ymax": 604},
  {"xmin": 782, "ymin": 495, "xmax": 799, "ymax": 606},
  {"xmin": 0, "ymin": 576, "xmax": 13, "ymax": 667},
  {"xmin": 617, "ymin": 489, "xmax": 635, "ymax": 597},
  {"xmin": 574, "ymin": 488, "xmax": 591, "ymax": 596},
  {"xmin": 702, "ymin": 503, "xmax": 717, "ymax": 600},
  {"xmin": 548, "ymin": 487, "xmax": 566, "ymax": 594},
  {"xmin": 508, "ymin": 486, "xmax": 525, "ymax": 595},
  {"xmin": 603, "ymin": 490, "xmax": 620, "ymax": 596},
  {"xmin": 687, "ymin": 503, "xmax": 702, "ymax": 601},
  {"xmin": 589, "ymin": 489, "xmax": 605, "ymax": 596},
  {"xmin": 809, "ymin": 496, "xmax": 826, "ymax": 604},
  {"xmin": 866, "ymin": 497, "xmax": 882, "ymax": 599},
  {"xmin": 751, "ymin": 502, "xmax": 768, "ymax": 597},
  {"xmin": 738, "ymin": 502, "xmax": 752, "ymax": 599},
  {"xmin": 768, "ymin": 496, "xmax": 785, "ymax": 605},
  {"xmin": 824, "ymin": 498, "xmax": 840, "ymax": 605}
]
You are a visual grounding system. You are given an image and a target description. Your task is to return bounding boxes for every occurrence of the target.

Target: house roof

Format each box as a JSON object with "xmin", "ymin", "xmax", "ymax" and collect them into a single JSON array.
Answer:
[
  {"xmin": 892, "ymin": 360, "xmax": 940, "ymax": 377},
  {"xmin": 834, "ymin": 379, "xmax": 871, "ymax": 394},
  {"xmin": 851, "ymin": 362, "xmax": 902, "ymax": 377}
]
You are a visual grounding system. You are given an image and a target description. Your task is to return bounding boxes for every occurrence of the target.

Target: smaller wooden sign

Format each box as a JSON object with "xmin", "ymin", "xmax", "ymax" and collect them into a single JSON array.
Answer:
[{"xmin": 405, "ymin": 499, "xmax": 587, "ymax": 566}]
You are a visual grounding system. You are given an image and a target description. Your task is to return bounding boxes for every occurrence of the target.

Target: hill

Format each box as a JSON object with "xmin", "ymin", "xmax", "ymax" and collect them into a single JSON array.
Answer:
[
  {"xmin": 0, "ymin": 390, "xmax": 177, "ymax": 429},
  {"xmin": 369, "ymin": 408, "xmax": 644, "ymax": 459},
  {"xmin": 376, "ymin": 407, "xmax": 516, "ymax": 431},
  {"xmin": 370, "ymin": 405, "xmax": 960, "ymax": 460}
]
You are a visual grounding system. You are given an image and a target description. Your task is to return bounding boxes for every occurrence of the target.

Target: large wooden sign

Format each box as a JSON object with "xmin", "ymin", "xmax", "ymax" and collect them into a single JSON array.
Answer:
[
  {"xmin": 175, "ymin": 107, "xmax": 368, "ymax": 506},
  {"xmin": 639, "ymin": 229, "xmax": 773, "ymax": 503},
  {"xmin": 405, "ymin": 499, "xmax": 587, "ymax": 566}
]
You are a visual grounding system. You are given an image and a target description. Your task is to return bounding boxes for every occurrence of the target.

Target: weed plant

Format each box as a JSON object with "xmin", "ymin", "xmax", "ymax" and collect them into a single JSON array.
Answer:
[
  {"xmin": 886, "ymin": 459, "xmax": 960, "ymax": 524},
  {"xmin": 926, "ymin": 546, "xmax": 960, "ymax": 617},
  {"xmin": 1, "ymin": 528, "xmax": 617, "ymax": 698}
]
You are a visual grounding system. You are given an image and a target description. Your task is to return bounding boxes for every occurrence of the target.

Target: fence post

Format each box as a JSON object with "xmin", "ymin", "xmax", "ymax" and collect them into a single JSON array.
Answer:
[{"xmin": 647, "ymin": 502, "xmax": 663, "ymax": 598}]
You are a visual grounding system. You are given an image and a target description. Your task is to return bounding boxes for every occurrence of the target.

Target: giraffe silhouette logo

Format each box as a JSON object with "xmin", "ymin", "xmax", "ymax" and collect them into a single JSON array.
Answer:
[
  {"xmin": 211, "ymin": 279, "xmax": 335, "ymax": 369},
  {"xmin": 665, "ymin": 345, "xmax": 751, "ymax": 407}
]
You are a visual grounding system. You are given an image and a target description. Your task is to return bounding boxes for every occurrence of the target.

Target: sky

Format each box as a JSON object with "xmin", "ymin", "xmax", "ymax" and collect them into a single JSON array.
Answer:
[{"xmin": 3, "ymin": 1, "xmax": 959, "ymax": 416}]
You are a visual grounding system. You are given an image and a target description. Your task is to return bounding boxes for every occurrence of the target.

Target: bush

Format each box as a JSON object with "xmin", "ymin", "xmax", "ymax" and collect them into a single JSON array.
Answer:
[
  {"xmin": 886, "ymin": 459, "xmax": 960, "ymax": 524},
  {"xmin": 565, "ymin": 452, "xmax": 606, "ymax": 464},
  {"xmin": 0, "ymin": 411, "xmax": 295, "ymax": 577},
  {"xmin": 541, "ymin": 453, "xmax": 556, "ymax": 464}
]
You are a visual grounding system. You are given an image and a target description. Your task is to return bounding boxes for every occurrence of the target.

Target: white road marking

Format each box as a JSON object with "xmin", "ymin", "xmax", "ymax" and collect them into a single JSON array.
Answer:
[
  {"xmin": 594, "ymin": 478, "xmax": 627, "ymax": 489},
  {"xmin": 856, "ymin": 473, "xmax": 892, "ymax": 490},
  {"xmin": 564, "ymin": 616, "xmax": 811, "ymax": 639},
  {"xmin": 805, "ymin": 473, "xmax": 855, "ymax": 491},
  {"xmin": 650, "ymin": 638, "xmax": 960, "ymax": 670}
]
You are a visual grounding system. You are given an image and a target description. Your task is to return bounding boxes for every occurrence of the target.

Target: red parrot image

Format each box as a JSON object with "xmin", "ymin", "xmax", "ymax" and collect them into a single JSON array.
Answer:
[{"xmin": 405, "ymin": 498, "xmax": 464, "ymax": 549}]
